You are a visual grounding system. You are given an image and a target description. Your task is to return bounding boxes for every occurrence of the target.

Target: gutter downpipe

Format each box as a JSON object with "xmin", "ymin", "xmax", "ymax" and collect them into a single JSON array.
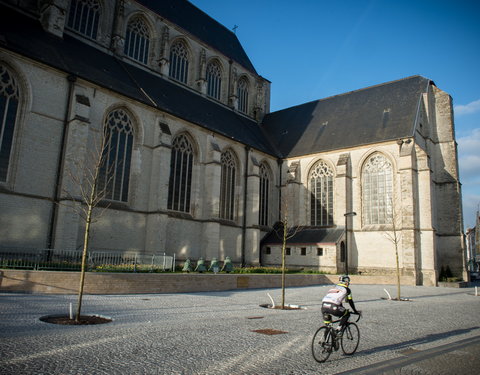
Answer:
[
  {"xmin": 47, "ymin": 74, "xmax": 77, "ymax": 249},
  {"xmin": 241, "ymin": 145, "xmax": 250, "ymax": 267}
]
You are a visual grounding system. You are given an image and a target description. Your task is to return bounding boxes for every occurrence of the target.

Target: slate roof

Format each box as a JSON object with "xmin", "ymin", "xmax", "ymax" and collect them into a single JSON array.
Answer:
[
  {"xmin": 0, "ymin": 3, "xmax": 435, "ymax": 161},
  {"xmin": 262, "ymin": 76, "xmax": 432, "ymax": 158},
  {"xmin": 138, "ymin": 0, "xmax": 257, "ymax": 74},
  {"xmin": 261, "ymin": 226, "xmax": 345, "ymax": 246},
  {"xmin": 0, "ymin": 4, "xmax": 275, "ymax": 155}
]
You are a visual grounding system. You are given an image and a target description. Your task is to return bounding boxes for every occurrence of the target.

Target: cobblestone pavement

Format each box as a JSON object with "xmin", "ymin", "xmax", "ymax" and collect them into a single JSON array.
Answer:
[{"xmin": 1, "ymin": 284, "xmax": 480, "ymax": 374}]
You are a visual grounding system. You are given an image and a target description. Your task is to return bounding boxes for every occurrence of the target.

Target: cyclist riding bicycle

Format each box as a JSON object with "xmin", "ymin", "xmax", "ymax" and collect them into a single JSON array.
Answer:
[{"xmin": 321, "ymin": 275, "xmax": 360, "ymax": 332}]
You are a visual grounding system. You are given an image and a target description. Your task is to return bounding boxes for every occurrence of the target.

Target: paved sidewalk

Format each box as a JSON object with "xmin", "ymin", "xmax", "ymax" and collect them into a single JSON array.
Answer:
[{"xmin": 1, "ymin": 284, "xmax": 480, "ymax": 374}]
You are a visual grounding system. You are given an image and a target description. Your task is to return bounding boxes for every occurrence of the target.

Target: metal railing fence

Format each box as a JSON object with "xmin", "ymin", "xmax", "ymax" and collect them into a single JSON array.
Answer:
[{"xmin": 0, "ymin": 248, "xmax": 174, "ymax": 272}]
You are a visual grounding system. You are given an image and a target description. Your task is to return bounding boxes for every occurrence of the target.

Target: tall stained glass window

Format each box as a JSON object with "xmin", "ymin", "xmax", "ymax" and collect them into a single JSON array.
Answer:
[
  {"xmin": 259, "ymin": 163, "xmax": 271, "ymax": 226},
  {"xmin": 67, "ymin": 0, "xmax": 100, "ymax": 40},
  {"xmin": 362, "ymin": 153, "xmax": 393, "ymax": 225},
  {"xmin": 99, "ymin": 109, "xmax": 134, "ymax": 202},
  {"xmin": 168, "ymin": 134, "xmax": 194, "ymax": 212},
  {"xmin": 169, "ymin": 41, "xmax": 189, "ymax": 83},
  {"xmin": 237, "ymin": 77, "xmax": 249, "ymax": 114},
  {"xmin": 310, "ymin": 160, "xmax": 334, "ymax": 226},
  {"xmin": 206, "ymin": 61, "xmax": 222, "ymax": 100},
  {"xmin": 220, "ymin": 150, "xmax": 236, "ymax": 220},
  {"xmin": 124, "ymin": 17, "xmax": 150, "ymax": 64},
  {"xmin": 0, "ymin": 65, "xmax": 20, "ymax": 182}
]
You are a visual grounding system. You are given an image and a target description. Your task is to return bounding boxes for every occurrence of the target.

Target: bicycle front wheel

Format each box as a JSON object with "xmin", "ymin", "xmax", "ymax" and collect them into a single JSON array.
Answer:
[
  {"xmin": 311, "ymin": 326, "xmax": 333, "ymax": 363},
  {"xmin": 341, "ymin": 322, "xmax": 360, "ymax": 355}
]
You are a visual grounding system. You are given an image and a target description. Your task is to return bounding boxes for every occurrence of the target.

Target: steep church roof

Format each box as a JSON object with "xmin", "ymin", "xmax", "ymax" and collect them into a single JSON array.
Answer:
[
  {"xmin": 138, "ymin": 0, "xmax": 257, "ymax": 74},
  {"xmin": 0, "ymin": 3, "xmax": 434, "ymax": 161},
  {"xmin": 0, "ymin": 4, "xmax": 274, "ymax": 154},
  {"xmin": 261, "ymin": 76, "xmax": 432, "ymax": 158}
]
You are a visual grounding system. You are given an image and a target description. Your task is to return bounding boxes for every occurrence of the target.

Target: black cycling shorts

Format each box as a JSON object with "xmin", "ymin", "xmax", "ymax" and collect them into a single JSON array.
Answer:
[{"xmin": 321, "ymin": 302, "xmax": 346, "ymax": 317}]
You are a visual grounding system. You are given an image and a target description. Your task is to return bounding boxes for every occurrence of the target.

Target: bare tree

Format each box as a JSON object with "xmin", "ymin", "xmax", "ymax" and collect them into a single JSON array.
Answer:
[
  {"xmin": 383, "ymin": 197, "xmax": 402, "ymax": 300},
  {"xmin": 62, "ymin": 127, "xmax": 113, "ymax": 321},
  {"xmin": 272, "ymin": 184, "xmax": 303, "ymax": 309}
]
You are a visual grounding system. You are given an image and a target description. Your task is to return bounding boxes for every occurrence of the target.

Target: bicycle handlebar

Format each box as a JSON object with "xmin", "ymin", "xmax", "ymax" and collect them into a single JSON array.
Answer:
[{"xmin": 351, "ymin": 311, "xmax": 362, "ymax": 322}]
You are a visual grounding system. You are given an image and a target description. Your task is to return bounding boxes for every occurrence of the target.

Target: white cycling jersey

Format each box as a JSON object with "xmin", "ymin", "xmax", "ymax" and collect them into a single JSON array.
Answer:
[{"xmin": 322, "ymin": 284, "xmax": 350, "ymax": 305}]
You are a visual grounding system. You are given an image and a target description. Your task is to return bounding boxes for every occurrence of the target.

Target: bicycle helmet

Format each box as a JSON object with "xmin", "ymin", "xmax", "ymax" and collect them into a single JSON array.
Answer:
[{"xmin": 339, "ymin": 275, "xmax": 350, "ymax": 284}]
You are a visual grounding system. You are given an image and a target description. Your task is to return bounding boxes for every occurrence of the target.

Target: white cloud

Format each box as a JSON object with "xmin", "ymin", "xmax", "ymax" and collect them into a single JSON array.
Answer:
[
  {"xmin": 458, "ymin": 127, "xmax": 480, "ymax": 229},
  {"xmin": 458, "ymin": 128, "xmax": 480, "ymax": 182},
  {"xmin": 459, "ymin": 155, "xmax": 480, "ymax": 181},
  {"xmin": 463, "ymin": 193, "xmax": 480, "ymax": 230},
  {"xmin": 457, "ymin": 128, "xmax": 480, "ymax": 154},
  {"xmin": 455, "ymin": 99, "xmax": 480, "ymax": 115}
]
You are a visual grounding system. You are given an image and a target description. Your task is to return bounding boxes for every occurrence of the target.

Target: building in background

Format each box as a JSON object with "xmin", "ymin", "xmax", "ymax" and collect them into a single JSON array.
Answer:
[
  {"xmin": 0, "ymin": 0, "xmax": 466, "ymax": 285},
  {"xmin": 466, "ymin": 211, "xmax": 479, "ymax": 279}
]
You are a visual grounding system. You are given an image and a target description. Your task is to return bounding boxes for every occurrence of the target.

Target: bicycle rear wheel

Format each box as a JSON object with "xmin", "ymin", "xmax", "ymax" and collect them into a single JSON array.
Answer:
[
  {"xmin": 311, "ymin": 326, "xmax": 334, "ymax": 363},
  {"xmin": 341, "ymin": 322, "xmax": 360, "ymax": 355}
]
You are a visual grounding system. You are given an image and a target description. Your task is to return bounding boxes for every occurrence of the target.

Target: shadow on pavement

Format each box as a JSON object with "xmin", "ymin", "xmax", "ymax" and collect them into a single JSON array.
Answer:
[{"xmin": 356, "ymin": 326, "xmax": 480, "ymax": 356}]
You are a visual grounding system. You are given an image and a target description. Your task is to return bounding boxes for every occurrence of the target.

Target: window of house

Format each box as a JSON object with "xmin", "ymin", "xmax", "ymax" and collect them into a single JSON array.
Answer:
[
  {"xmin": 317, "ymin": 248, "xmax": 323, "ymax": 256},
  {"xmin": 124, "ymin": 17, "xmax": 150, "ymax": 64},
  {"xmin": 168, "ymin": 134, "xmax": 194, "ymax": 212},
  {"xmin": 206, "ymin": 61, "xmax": 222, "ymax": 100},
  {"xmin": 67, "ymin": 0, "xmax": 100, "ymax": 40},
  {"xmin": 310, "ymin": 160, "xmax": 334, "ymax": 226},
  {"xmin": 286, "ymin": 247, "xmax": 291, "ymax": 256},
  {"xmin": 265, "ymin": 247, "xmax": 271, "ymax": 255},
  {"xmin": 362, "ymin": 153, "xmax": 393, "ymax": 225},
  {"xmin": 220, "ymin": 150, "xmax": 236, "ymax": 220},
  {"xmin": 301, "ymin": 247, "xmax": 307, "ymax": 256},
  {"xmin": 169, "ymin": 41, "xmax": 189, "ymax": 83},
  {"xmin": 99, "ymin": 108, "xmax": 134, "ymax": 202},
  {"xmin": 259, "ymin": 163, "xmax": 271, "ymax": 227},
  {"xmin": 237, "ymin": 77, "xmax": 249, "ymax": 113},
  {"xmin": 0, "ymin": 65, "xmax": 19, "ymax": 183}
]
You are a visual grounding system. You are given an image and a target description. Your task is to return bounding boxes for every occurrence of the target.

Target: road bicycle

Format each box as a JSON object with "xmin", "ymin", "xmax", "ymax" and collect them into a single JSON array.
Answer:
[{"xmin": 311, "ymin": 311, "xmax": 361, "ymax": 363}]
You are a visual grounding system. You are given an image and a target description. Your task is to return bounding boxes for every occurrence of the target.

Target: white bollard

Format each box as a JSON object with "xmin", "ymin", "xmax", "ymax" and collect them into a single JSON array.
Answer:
[
  {"xmin": 267, "ymin": 293, "xmax": 276, "ymax": 308},
  {"xmin": 476, "ymin": 286, "xmax": 478, "ymax": 297},
  {"xmin": 69, "ymin": 303, "xmax": 73, "ymax": 319},
  {"xmin": 384, "ymin": 288, "xmax": 392, "ymax": 300}
]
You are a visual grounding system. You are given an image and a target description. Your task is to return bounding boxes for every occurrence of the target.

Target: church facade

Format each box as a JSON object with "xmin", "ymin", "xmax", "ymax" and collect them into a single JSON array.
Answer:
[{"xmin": 0, "ymin": 0, "xmax": 466, "ymax": 285}]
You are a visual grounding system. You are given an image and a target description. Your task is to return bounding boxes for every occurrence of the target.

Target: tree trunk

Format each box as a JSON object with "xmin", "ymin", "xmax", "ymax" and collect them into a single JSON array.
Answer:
[{"xmin": 76, "ymin": 205, "xmax": 93, "ymax": 321}]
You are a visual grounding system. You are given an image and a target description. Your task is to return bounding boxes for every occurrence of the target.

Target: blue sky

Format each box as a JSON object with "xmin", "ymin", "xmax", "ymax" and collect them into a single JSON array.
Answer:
[{"xmin": 190, "ymin": 0, "xmax": 480, "ymax": 229}]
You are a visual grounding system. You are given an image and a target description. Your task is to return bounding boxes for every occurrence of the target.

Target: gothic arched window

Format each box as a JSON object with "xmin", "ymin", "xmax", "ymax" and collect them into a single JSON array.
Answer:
[
  {"xmin": 237, "ymin": 77, "xmax": 249, "ymax": 114},
  {"xmin": 0, "ymin": 65, "xmax": 20, "ymax": 182},
  {"xmin": 206, "ymin": 61, "xmax": 222, "ymax": 100},
  {"xmin": 309, "ymin": 160, "xmax": 334, "ymax": 226},
  {"xmin": 169, "ymin": 41, "xmax": 189, "ymax": 83},
  {"xmin": 168, "ymin": 134, "xmax": 194, "ymax": 212},
  {"xmin": 124, "ymin": 17, "xmax": 150, "ymax": 64},
  {"xmin": 99, "ymin": 109, "xmax": 134, "ymax": 202},
  {"xmin": 67, "ymin": 0, "xmax": 100, "ymax": 40},
  {"xmin": 220, "ymin": 150, "xmax": 236, "ymax": 220},
  {"xmin": 259, "ymin": 163, "xmax": 271, "ymax": 226},
  {"xmin": 362, "ymin": 153, "xmax": 393, "ymax": 225}
]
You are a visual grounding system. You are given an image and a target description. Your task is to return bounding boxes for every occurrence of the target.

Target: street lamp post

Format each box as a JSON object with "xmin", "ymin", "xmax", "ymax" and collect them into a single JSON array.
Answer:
[{"xmin": 344, "ymin": 212, "xmax": 357, "ymax": 275}]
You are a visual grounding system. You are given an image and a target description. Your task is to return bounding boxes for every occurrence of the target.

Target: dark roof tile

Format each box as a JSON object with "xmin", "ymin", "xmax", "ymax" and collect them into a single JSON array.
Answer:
[{"xmin": 262, "ymin": 76, "xmax": 431, "ymax": 157}]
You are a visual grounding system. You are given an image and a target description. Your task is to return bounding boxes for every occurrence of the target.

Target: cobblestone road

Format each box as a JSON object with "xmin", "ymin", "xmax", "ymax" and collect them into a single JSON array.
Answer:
[{"xmin": 1, "ymin": 284, "xmax": 479, "ymax": 374}]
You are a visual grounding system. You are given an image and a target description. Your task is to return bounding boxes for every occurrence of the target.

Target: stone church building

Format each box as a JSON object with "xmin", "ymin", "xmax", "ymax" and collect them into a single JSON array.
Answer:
[{"xmin": 0, "ymin": 0, "xmax": 466, "ymax": 285}]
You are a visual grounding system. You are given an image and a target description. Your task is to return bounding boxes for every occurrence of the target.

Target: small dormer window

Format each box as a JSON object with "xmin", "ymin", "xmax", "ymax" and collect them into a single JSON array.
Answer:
[{"xmin": 67, "ymin": 0, "xmax": 100, "ymax": 40}]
